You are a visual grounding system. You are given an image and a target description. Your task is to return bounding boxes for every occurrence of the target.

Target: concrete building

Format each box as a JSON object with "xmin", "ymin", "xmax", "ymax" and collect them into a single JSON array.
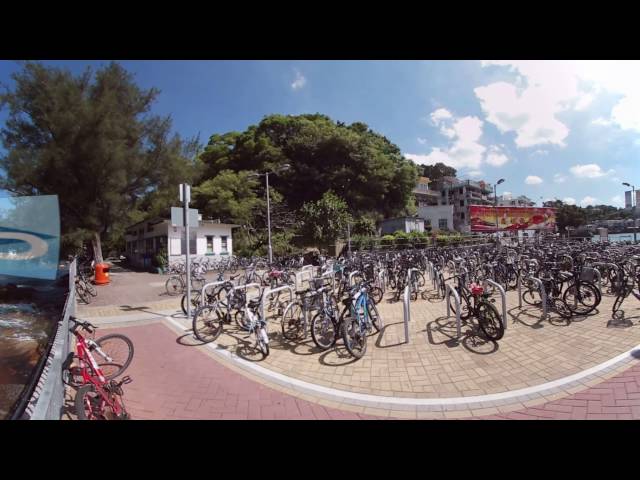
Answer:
[
  {"xmin": 418, "ymin": 204, "xmax": 454, "ymax": 232},
  {"xmin": 379, "ymin": 217, "xmax": 424, "ymax": 235},
  {"xmin": 413, "ymin": 176, "xmax": 440, "ymax": 208},
  {"xmin": 493, "ymin": 194, "xmax": 536, "ymax": 207},
  {"xmin": 124, "ymin": 216, "xmax": 239, "ymax": 269},
  {"xmin": 429, "ymin": 177, "xmax": 494, "ymax": 233}
]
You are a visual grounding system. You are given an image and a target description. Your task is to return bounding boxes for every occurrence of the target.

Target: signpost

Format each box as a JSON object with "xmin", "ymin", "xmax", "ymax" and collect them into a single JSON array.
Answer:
[{"xmin": 179, "ymin": 184, "xmax": 192, "ymax": 319}]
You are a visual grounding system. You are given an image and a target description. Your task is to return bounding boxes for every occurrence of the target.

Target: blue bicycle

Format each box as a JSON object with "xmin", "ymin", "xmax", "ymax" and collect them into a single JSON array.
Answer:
[{"xmin": 341, "ymin": 281, "xmax": 383, "ymax": 359}]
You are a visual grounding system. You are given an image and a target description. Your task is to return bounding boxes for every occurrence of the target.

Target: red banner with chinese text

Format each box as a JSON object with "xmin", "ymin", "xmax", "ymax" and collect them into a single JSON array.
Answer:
[{"xmin": 469, "ymin": 206, "xmax": 556, "ymax": 232}]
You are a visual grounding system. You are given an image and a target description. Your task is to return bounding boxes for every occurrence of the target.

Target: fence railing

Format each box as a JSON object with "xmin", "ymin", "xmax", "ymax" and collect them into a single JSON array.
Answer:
[{"xmin": 22, "ymin": 259, "xmax": 76, "ymax": 420}]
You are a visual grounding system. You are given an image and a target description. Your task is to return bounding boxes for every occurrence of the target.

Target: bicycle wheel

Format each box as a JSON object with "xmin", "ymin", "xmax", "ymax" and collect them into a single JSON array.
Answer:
[
  {"xmin": 75, "ymin": 384, "xmax": 111, "ymax": 420},
  {"xmin": 84, "ymin": 279, "xmax": 98, "ymax": 297},
  {"xmin": 311, "ymin": 311, "xmax": 338, "ymax": 350},
  {"xmin": 369, "ymin": 286, "xmax": 383, "ymax": 304},
  {"xmin": 191, "ymin": 277, "xmax": 206, "ymax": 293},
  {"xmin": 563, "ymin": 283, "xmax": 599, "ymax": 315},
  {"xmin": 257, "ymin": 326, "xmax": 270, "ymax": 357},
  {"xmin": 522, "ymin": 288, "xmax": 541, "ymax": 306},
  {"xmin": 76, "ymin": 282, "xmax": 91, "ymax": 304},
  {"xmin": 366, "ymin": 298, "xmax": 383, "ymax": 333},
  {"xmin": 94, "ymin": 334, "xmax": 134, "ymax": 380},
  {"xmin": 448, "ymin": 290, "xmax": 472, "ymax": 320},
  {"xmin": 552, "ymin": 298, "xmax": 573, "ymax": 320},
  {"xmin": 476, "ymin": 301, "xmax": 504, "ymax": 341},
  {"xmin": 181, "ymin": 291, "xmax": 201, "ymax": 316},
  {"xmin": 165, "ymin": 276, "xmax": 183, "ymax": 296},
  {"xmin": 281, "ymin": 302, "xmax": 305, "ymax": 341},
  {"xmin": 193, "ymin": 304, "xmax": 224, "ymax": 343},
  {"xmin": 341, "ymin": 312, "xmax": 367, "ymax": 359}
]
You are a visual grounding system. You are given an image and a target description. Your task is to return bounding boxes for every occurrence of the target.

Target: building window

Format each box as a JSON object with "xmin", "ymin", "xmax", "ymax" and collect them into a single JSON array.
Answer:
[
  {"xmin": 438, "ymin": 219, "xmax": 448, "ymax": 230},
  {"xmin": 424, "ymin": 219, "xmax": 431, "ymax": 227},
  {"xmin": 220, "ymin": 236, "xmax": 228, "ymax": 254},
  {"xmin": 460, "ymin": 212, "xmax": 465, "ymax": 220},
  {"xmin": 206, "ymin": 235, "xmax": 214, "ymax": 255},
  {"xmin": 460, "ymin": 200, "xmax": 464, "ymax": 207}
]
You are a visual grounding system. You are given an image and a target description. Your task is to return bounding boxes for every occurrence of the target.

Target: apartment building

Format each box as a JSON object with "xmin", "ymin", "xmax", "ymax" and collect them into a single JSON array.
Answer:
[{"xmin": 429, "ymin": 176, "xmax": 494, "ymax": 232}]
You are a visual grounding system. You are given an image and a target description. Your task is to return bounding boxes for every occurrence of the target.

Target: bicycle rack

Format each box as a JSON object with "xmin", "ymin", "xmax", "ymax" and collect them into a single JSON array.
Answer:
[
  {"xmin": 348, "ymin": 270, "xmax": 361, "ymax": 287},
  {"xmin": 483, "ymin": 279, "xmax": 507, "ymax": 331},
  {"xmin": 403, "ymin": 284, "xmax": 410, "ymax": 344},
  {"xmin": 517, "ymin": 275, "xmax": 547, "ymax": 320},
  {"xmin": 445, "ymin": 283, "xmax": 462, "ymax": 338},
  {"xmin": 230, "ymin": 282, "xmax": 262, "ymax": 301},
  {"xmin": 261, "ymin": 284, "xmax": 294, "ymax": 321},
  {"xmin": 378, "ymin": 269, "xmax": 386, "ymax": 293}
]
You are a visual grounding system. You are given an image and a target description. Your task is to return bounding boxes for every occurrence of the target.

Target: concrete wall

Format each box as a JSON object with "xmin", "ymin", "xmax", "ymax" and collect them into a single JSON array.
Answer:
[
  {"xmin": 379, "ymin": 218, "xmax": 424, "ymax": 235},
  {"xmin": 418, "ymin": 205, "xmax": 454, "ymax": 231}
]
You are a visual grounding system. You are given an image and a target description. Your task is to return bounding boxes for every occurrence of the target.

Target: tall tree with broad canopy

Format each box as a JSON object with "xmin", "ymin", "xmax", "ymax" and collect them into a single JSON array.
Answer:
[
  {"xmin": 0, "ymin": 61, "xmax": 199, "ymax": 261},
  {"xmin": 197, "ymin": 114, "xmax": 418, "ymax": 218}
]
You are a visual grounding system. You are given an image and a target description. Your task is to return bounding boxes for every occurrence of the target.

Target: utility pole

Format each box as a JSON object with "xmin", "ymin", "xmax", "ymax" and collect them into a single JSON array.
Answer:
[{"xmin": 180, "ymin": 183, "xmax": 191, "ymax": 318}]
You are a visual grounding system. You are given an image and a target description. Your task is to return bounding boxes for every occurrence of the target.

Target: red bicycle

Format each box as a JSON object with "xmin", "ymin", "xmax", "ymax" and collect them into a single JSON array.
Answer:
[{"xmin": 64, "ymin": 317, "xmax": 134, "ymax": 420}]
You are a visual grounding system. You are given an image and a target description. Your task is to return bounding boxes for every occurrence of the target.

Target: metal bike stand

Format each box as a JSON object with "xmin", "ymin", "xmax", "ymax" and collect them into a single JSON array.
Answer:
[
  {"xmin": 260, "ymin": 284, "xmax": 294, "ymax": 322},
  {"xmin": 407, "ymin": 268, "xmax": 420, "ymax": 300},
  {"xmin": 483, "ymin": 279, "xmax": 507, "ymax": 331},
  {"xmin": 403, "ymin": 285, "xmax": 410, "ymax": 344},
  {"xmin": 348, "ymin": 270, "xmax": 361, "ymax": 287},
  {"xmin": 200, "ymin": 280, "xmax": 227, "ymax": 306},
  {"xmin": 378, "ymin": 269, "xmax": 386, "ymax": 293},
  {"xmin": 445, "ymin": 284, "xmax": 462, "ymax": 338}
]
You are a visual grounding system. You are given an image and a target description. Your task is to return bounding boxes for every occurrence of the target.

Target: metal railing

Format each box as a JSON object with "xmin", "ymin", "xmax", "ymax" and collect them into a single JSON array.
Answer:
[
  {"xmin": 483, "ymin": 279, "xmax": 507, "ymax": 331},
  {"xmin": 445, "ymin": 283, "xmax": 462, "ymax": 338},
  {"xmin": 402, "ymin": 285, "xmax": 410, "ymax": 343},
  {"xmin": 24, "ymin": 259, "xmax": 76, "ymax": 420}
]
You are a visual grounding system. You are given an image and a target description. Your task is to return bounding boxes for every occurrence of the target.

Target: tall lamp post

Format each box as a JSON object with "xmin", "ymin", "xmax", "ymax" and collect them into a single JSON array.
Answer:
[
  {"xmin": 493, "ymin": 178, "xmax": 505, "ymax": 243},
  {"xmin": 251, "ymin": 164, "xmax": 291, "ymax": 264},
  {"xmin": 623, "ymin": 182, "xmax": 637, "ymax": 243}
]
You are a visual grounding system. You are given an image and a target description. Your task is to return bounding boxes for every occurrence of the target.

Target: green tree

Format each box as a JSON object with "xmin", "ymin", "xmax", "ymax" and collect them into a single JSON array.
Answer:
[
  {"xmin": 202, "ymin": 114, "xmax": 418, "ymax": 218},
  {"xmin": 299, "ymin": 191, "xmax": 353, "ymax": 242},
  {"xmin": 0, "ymin": 61, "xmax": 198, "ymax": 261},
  {"xmin": 421, "ymin": 162, "xmax": 457, "ymax": 180}
]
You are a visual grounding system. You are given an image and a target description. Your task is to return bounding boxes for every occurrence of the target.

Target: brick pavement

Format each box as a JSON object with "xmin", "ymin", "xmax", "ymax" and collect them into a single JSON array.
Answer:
[{"xmin": 102, "ymin": 322, "xmax": 376, "ymax": 420}]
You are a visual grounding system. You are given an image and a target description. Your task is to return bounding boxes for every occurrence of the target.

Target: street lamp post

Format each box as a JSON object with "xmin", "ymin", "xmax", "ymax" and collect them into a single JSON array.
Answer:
[
  {"xmin": 252, "ymin": 164, "xmax": 291, "ymax": 264},
  {"xmin": 623, "ymin": 182, "xmax": 637, "ymax": 243},
  {"xmin": 494, "ymin": 178, "xmax": 505, "ymax": 243}
]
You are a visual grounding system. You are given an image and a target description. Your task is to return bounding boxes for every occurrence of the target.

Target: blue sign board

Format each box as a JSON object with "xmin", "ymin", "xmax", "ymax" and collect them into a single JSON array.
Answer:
[{"xmin": 0, "ymin": 195, "xmax": 60, "ymax": 280}]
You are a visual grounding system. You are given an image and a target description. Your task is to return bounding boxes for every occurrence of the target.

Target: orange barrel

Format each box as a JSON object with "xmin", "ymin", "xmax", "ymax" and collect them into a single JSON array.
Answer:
[{"xmin": 94, "ymin": 262, "xmax": 111, "ymax": 285}]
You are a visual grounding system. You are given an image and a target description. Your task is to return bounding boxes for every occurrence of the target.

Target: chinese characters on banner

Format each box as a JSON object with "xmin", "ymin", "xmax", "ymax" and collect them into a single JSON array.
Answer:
[{"xmin": 469, "ymin": 206, "xmax": 557, "ymax": 232}]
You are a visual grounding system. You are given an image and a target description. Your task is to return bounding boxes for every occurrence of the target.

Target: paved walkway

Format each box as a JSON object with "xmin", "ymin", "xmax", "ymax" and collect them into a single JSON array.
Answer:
[{"xmin": 104, "ymin": 322, "xmax": 375, "ymax": 420}]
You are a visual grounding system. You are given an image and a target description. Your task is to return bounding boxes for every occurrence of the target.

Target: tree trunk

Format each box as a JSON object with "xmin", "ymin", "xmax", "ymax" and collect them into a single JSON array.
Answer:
[{"xmin": 92, "ymin": 232, "xmax": 104, "ymax": 264}]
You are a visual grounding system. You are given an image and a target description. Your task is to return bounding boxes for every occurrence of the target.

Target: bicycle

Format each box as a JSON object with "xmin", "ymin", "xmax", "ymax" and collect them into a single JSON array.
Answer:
[
  {"xmin": 447, "ymin": 276, "xmax": 505, "ymax": 341},
  {"xmin": 64, "ymin": 317, "xmax": 134, "ymax": 420},
  {"xmin": 341, "ymin": 281, "xmax": 383, "ymax": 359},
  {"xmin": 235, "ymin": 288, "xmax": 270, "ymax": 357}
]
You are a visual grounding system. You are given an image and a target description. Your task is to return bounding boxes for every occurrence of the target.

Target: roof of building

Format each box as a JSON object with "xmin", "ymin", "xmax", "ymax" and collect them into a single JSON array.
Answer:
[{"xmin": 126, "ymin": 215, "xmax": 240, "ymax": 233}]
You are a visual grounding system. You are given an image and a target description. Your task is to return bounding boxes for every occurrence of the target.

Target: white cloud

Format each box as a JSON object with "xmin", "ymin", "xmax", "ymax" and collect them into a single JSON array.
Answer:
[
  {"xmin": 569, "ymin": 163, "xmax": 614, "ymax": 178},
  {"xmin": 553, "ymin": 173, "xmax": 567, "ymax": 183},
  {"xmin": 478, "ymin": 60, "xmax": 640, "ymax": 141},
  {"xmin": 580, "ymin": 196, "xmax": 598, "ymax": 206},
  {"xmin": 563, "ymin": 197, "xmax": 576, "ymax": 205},
  {"xmin": 532, "ymin": 149, "xmax": 549, "ymax": 156},
  {"xmin": 467, "ymin": 170, "xmax": 483, "ymax": 178},
  {"xmin": 291, "ymin": 69, "xmax": 306, "ymax": 90},
  {"xmin": 485, "ymin": 146, "xmax": 509, "ymax": 166},
  {"xmin": 430, "ymin": 108, "xmax": 453, "ymax": 124},
  {"xmin": 611, "ymin": 195, "xmax": 624, "ymax": 206},
  {"xmin": 417, "ymin": 137, "xmax": 427, "ymax": 145},
  {"xmin": 406, "ymin": 114, "xmax": 486, "ymax": 170},
  {"xmin": 525, "ymin": 175, "xmax": 543, "ymax": 185},
  {"xmin": 502, "ymin": 191, "xmax": 513, "ymax": 198}
]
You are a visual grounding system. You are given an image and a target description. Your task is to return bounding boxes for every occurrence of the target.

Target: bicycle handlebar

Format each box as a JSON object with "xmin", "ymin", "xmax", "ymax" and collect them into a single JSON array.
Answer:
[{"xmin": 69, "ymin": 316, "xmax": 96, "ymax": 334}]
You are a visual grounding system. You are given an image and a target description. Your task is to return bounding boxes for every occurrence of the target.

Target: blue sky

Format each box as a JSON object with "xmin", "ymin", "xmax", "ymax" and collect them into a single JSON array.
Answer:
[{"xmin": 1, "ymin": 60, "xmax": 639, "ymax": 207}]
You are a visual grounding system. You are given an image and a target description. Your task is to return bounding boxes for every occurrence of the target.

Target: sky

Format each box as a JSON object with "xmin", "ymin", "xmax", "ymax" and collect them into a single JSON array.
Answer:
[{"xmin": 1, "ymin": 60, "xmax": 639, "ymax": 207}]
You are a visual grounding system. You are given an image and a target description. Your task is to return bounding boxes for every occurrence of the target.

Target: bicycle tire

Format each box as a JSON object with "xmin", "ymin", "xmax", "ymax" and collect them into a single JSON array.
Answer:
[
  {"xmin": 181, "ymin": 291, "xmax": 201, "ymax": 316},
  {"xmin": 76, "ymin": 282, "xmax": 91, "ymax": 304},
  {"xmin": 311, "ymin": 311, "xmax": 338, "ymax": 350},
  {"xmin": 341, "ymin": 313, "xmax": 367, "ymax": 359},
  {"xmin": 476, "ymin": 301, "xmax": 504, "ymax": 341},
  {"xmin": 193, "ymin": 304, "xmax": 224, "ymax": 343},
  {"xmin": 95, "ymin": 334, "xmax": 134, "ymax": 380},
  {"xmin": 257, "ymin": 327, "xmax": 270, "ymax": 357},
  {"xmin": 84, "ymin": 280, "xmax": 98, "ymax": 297},
  {"xmin": 448, "ymin": 290, "xmax": 472, "ymax": 320},
  {"xmin": 370, "ymin": 286, "xmax": 383, "ymax": 304},
  {"xmin": 563, "ymin": 282, "xmax": 600, "ymax": 315},
  {"xmin": 75, "ymin": 384, "xmax": 117, "ymax": 420},
  {"xmin": 367, "ymin": 298, "xmax": 383, "ymax": 333},
  {"xmin": 165, "ymin": 276, "xmax": 183, "ymax": 296},
  {"xmin": 552, "ymin": 298, "xmax": 573, "ymax": 320},
  {"xmin": 522, "ymin": 289, "xmax": 541, "ymax": 306},
  {"xmin": 281, "ymin": 302, "xmax": 305, "ymax": 341}
]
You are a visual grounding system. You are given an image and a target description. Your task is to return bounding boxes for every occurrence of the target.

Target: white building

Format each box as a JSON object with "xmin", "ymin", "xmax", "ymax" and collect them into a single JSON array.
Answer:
[
  {"xmin": 124, "ymin": 216, "xmax": 239, "ymax": 269},
  {"xmin": 417, "ymin": 205, "xmax": 454, "ymax": 232},
  {"xmin": 379, "ymin": 217, "xmax": 425, "ymax": 235}
]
